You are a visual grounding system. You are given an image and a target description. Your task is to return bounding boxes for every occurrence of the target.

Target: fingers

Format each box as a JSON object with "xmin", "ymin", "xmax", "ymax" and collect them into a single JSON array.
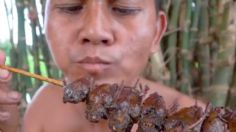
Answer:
[
  {"xmin": 0, "ymin": 68, "xmax": 21, "ymax": 104},
  {"xmin": 0, "ymin": 91, "xmax": 21, "ymax": 105},
  {"xmin": 0, "ymin": 69, "xmax": 11, "ymax": 82},
  {"xmin": 0, "ymin": 50, "xmax": 6, "ymax": 64},
  {"xmin": 0, "ymin": 50, "xmax": 21, "ymax": 104},
  {"xmin": 0, "ymin": 51, "xmax": 20, "ymax": 124},
  {"xmin": 0, "ymin": 111, "xmax": 10, "ymax": 121},
  {"xmin": 0, "ymin": 104, "xmax": 20, "ymax": 123},
  {"xmin": 0, "ymin": 50, "xmax": 11, "ymax": 82}
]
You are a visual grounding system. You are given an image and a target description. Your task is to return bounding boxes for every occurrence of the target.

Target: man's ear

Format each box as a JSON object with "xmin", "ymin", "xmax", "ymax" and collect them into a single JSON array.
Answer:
[{"xmin": 151, "ymin": 11, "xmax": 167, "ymax": 53}]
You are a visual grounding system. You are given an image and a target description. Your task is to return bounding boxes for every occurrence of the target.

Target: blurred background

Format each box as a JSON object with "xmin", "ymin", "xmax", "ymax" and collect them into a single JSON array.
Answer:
[{"xmin": 0, "ymin": 0, "xmax": 235, "ymax": 110}]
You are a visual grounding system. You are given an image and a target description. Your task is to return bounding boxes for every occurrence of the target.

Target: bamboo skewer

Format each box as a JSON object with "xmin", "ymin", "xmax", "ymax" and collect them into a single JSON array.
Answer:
[{"xmin": 0, "ymin": 65, "xmax": 63, "ymax": 87}]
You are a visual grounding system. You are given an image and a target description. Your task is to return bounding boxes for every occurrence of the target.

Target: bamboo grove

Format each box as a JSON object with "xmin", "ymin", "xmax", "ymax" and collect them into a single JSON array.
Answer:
[{"xmin": 0, "ymin": 0, "xmax": 236, "ymax": 108}]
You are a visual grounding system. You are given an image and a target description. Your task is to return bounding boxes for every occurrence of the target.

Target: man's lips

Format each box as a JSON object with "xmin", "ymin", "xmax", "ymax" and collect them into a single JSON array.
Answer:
[
  {"xmin": 78, "ymin": 56, "xmax": 110, "ymax": 64},
  {"xmin": 77, "ymin": 57, "xmax": 111, "ymax": 72}
]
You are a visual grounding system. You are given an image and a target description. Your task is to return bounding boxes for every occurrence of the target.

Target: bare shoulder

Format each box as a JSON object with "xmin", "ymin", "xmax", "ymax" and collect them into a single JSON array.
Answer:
[
  {"xmin": 141, "ymin": 78, "xmax": 206, "ymax": 109},
  {"xmin": 23, "ymin": 84, "xmax": 62, "ymax": 132}
]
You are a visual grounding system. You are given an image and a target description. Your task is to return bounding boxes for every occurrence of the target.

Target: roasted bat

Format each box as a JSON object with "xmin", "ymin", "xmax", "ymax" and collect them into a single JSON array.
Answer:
[
  {"xmin": 108, "ymin": 83, "xmax": 147, "ymax": 132},
  {"xmin": 137, "ymin": 92, "xmax": 167, "ymax": 132},
  {"xmin": 164, "ymin": 105, "xmax": 203, "ymax": 132},
  {"xmin": 86, "ymin": 83, "xmax": 119, "ymax": 122},
  {"xmin": 63, "ymin": 76, "xmax": 94, "ymax": 103}
]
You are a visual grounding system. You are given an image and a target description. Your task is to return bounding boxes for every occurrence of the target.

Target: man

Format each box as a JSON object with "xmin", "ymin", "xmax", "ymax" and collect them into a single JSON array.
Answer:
[{"xmin": 0, "ymin": 0, "xmax": 205, "ymax": 131}]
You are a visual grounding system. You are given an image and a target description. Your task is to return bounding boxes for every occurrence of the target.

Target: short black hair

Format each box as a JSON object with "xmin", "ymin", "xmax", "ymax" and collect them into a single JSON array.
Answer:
[{"xmin": 155, "ymin": 0, "xmax": 163, "ymax": 11}]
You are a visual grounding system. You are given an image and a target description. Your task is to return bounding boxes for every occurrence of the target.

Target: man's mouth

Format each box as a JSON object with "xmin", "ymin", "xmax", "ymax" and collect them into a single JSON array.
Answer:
[{"xmin": 77, "ymin": 56, "xmax": 111, "ymax": 73}]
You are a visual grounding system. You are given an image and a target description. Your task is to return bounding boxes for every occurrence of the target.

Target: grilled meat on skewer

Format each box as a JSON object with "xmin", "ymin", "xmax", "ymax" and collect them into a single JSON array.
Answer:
[
  {"xmin": 164, "ymin": 105, "xmax": 203, "ymax": 132},
  {"xmin": 137, "ymin": 92, "xmax": 167, "ymax": 132},
  {"xmin": 86, "ymin": 83, "xmax": 119, "ymax": 122},
  {"xmin": 63, "ymin": 76, "xmax": 94, "ymax": 103},
  {"xmin": 108, "ymin": 84, "xmax": 147, "ymax": 132}
]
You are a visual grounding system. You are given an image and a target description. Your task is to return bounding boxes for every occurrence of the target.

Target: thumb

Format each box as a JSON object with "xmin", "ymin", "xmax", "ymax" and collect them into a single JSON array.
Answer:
[
  {"xmin": 0, "ymin": 69, "xmax": 11, "ymax": 82},
  {"xmin": 0, "ymin": 50, "xmax": 6, "ymax": 64},
  {"xmin": 0, "ymin": 51, "xmax": 21, "ymax": 104},
  {"xmin": 0, "ymin": 50, "xmax": 11, "ymax": 81}
]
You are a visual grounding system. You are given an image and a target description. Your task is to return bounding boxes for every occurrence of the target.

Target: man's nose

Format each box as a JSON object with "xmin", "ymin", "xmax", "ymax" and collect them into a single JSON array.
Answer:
[{"xmin": 78, "ymin": 7, "xmax": 114, "ymax": 46}]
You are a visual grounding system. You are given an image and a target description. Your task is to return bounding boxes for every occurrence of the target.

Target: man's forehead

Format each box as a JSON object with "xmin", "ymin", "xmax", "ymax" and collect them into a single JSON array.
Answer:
[{"xmin": 48, "ymin": 0, "xmax": 143, "ymax": 3}]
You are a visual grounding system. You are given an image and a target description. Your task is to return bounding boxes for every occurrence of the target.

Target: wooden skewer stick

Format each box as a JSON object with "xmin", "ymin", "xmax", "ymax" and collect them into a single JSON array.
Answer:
[{"xmin": 0, "ymin": 65, "xmax": 63, "ymax": 87}]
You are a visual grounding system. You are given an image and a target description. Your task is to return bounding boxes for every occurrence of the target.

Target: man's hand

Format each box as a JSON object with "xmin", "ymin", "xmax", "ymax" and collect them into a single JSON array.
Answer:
[{"xmin": 0, "ymin": 50, "xmax": 21, "ymax": 131}]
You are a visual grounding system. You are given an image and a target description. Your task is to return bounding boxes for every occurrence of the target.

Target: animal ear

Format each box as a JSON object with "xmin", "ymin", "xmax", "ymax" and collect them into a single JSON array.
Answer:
[
  {"xmin": 89, "ymin": 78, "xmax": 96, "ymax": 91},
  {"xmin": 143, "ymin": 85, "xmax": 150, "ymax": 96},
  {"xmin": 63, "ymin": 79, "xmax": 67, "ymax": 85},
  {"xmin": 133, "ymin": 78, "xmax": 140, "ymax": 88}
]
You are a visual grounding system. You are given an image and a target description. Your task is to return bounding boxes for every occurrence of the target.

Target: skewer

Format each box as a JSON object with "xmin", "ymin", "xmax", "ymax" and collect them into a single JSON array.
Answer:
[{"xmin": 0, "ymin": 65, "xmax": 63, "ymax": 87}]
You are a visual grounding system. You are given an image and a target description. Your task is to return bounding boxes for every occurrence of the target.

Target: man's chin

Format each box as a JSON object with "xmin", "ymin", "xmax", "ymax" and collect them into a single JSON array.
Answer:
[
  {"xmin": 91, "ymin": 75, "xmax": 140, "ymax": 87},
  {"xmin": 90, "ymin": 75, "xmax": 118, "ymax": 85},
  {"xmin": 79, "ymin": 63, "xmax": 111, "ymax": 74}
]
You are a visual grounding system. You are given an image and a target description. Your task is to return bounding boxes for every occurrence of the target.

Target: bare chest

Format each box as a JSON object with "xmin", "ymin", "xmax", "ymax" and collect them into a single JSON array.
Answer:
[{"xmin": 42, "ymin": 103, "xmax": 110, "ymax": 132}]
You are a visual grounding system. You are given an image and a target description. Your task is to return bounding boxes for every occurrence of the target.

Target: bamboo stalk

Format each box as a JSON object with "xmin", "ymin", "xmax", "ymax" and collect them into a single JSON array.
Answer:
[
  {"xmin": 189, "ymin": 0, "xmax": 201, "ymax": 94},
  {"xmin": 198, "ymin": 0, "xmax": 210, "ymax": 95},
  {"xmin": 210, "ymin": 1, "xmax": 236, "ymax": 106},
  {"xmin": 16, "ymin": 0, "xmax": 33, "ymax": 93},
  {"xmin": 179, "ymin": 0, "xmax": 193, "ymax": 94},
  {"xmin": 0, "ymin": 65, "xmax": 63, "ymax": 87},
  {"xmin": 28, "ymin": 0, "xmax": 42, "ymax": 88},
  {"xmin": 166, "ymin": 0, "xmax": 182, "ymax": 87},
  {"xmin": 225, "ymin": 2, "xmax": 236, "ymax": 108}
]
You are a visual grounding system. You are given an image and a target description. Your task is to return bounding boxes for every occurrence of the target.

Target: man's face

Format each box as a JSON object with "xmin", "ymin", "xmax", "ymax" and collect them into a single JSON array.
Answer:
[{"xmin": 45, "ymin": 0, "xmax": 166, "ymax": 84}]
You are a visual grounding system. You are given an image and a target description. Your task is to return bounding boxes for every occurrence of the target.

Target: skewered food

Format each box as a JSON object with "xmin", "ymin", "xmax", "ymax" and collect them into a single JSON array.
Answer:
[
  {"xmin": 164, "ymin": 104, "xmax": 203, "ymax": 132},
  {"xmin": 86, "ymin": 83, "xmax": 119, "ymax": 122},
  {"xmin": 62, "ymin": 77, "xmax": 236, "ymax": 132},
  {"xmin": 2, "ymin": 65, "xmax": 236, "ymax": 132},
  {"xmin": 108, "ymin": 84, "xmax": 147, "ymax": 132},
  {"xmin": 63, "ymin": 76, "xmax": 94, "ymax": 103},
  {"xmin": 137, "ymin": 92, "xmax": 167, "ymax": 132}
]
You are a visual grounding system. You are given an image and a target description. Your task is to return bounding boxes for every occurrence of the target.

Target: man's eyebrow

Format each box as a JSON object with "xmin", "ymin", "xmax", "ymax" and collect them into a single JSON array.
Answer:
[
  {"xmin": 54, "ymin": 0, "xmax": 84, "ymax": 3},
  {"xmin": 110, "ymin": 0, "xmax": 141, "ymax": 3},
  {"xmin": 110, "ymin": 0, "xmax": 137, "ymax": 2}
]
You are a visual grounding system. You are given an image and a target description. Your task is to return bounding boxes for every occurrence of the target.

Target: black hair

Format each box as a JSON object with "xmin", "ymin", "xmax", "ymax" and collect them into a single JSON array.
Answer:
[{"xmin": 155, "ymin": 0, "xmax": 164, "ymax": 11}]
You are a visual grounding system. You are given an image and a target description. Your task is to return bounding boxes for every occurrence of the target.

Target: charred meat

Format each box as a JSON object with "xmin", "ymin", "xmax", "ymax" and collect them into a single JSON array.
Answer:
[
  {"xmin": 63, "ymin": 76, "xmax": 94, "ymax": 103},
  {"xmin": 108, "ymin": 84, "xmax": 146, "ymax": 132},
  {"xmin": 137, "ymin": 92, "xmax": 167, "ymax": 132},
  {"xmin": 86, "ymin": 83, "xmax": 118, "ymax": 122}
]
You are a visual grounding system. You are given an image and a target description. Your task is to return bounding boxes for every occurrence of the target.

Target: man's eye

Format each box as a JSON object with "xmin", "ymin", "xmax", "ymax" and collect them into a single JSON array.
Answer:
[
  {"xmin": 57, "ymin": 5, "xmax": 83, "ymax": 14},
  {"xmin": 112, "ymin": 7, "xmax": 141, "ymax": 15}
]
